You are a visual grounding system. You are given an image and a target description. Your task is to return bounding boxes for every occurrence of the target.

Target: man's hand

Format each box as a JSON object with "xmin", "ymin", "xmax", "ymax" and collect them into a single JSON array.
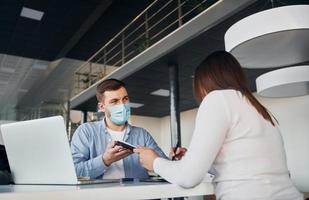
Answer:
[
  {"xmin": 133, "ymin": 146, "xmax": 159, "ymax": 171},
  {"xmin": 102, "ymin": 141, "xmax": 133, "ymax": 166},
  {"xmin": 169, "ymin": 147, "xmax": 187, "ymax": 161}
]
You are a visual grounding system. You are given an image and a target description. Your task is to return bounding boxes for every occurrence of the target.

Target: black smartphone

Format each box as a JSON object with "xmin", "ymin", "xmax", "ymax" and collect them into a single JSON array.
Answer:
[{"xmin": 115, "ymin": 141, "xmax": 136, "ymax": 151}]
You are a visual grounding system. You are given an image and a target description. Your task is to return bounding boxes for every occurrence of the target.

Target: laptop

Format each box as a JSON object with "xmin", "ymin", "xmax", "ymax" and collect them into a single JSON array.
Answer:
[{"xmin": 0, "ymin": 116, "xmax": 118, "ymax": 185}]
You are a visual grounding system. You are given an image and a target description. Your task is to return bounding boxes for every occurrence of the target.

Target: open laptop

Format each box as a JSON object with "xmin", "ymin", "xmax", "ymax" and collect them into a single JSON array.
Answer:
[{"xmin": 0, "ymin": 116, "xmax": 118, "ymax": 185}]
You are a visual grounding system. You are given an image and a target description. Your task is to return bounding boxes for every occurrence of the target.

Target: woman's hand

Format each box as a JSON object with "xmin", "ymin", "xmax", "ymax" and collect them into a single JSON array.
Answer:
[
  {"xmin": 134, "ymin": 146, "xmax": 159, "ymax": 171},
  {"xmin": 169, "ymin": 147, "xmax": 187, "ymax": 160}
]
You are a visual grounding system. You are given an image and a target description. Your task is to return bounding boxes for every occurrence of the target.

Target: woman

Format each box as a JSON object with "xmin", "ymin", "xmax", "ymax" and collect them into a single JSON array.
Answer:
[{"xmin": 134, "ymin": 51, "xmax": 302, "ymax": 200}]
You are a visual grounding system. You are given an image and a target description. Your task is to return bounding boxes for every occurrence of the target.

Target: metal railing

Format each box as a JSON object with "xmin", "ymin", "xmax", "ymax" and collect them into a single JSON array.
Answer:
[
  {"xmin": 73, "ymin": 0, "xmax": 219, "ymax": 94},
  {"xmin": 16, "ymin": 103, "xmax": 67, "ymax": 121}
]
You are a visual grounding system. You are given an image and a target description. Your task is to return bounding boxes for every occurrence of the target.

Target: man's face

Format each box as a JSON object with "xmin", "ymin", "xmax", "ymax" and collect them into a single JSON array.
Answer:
[{"xmin": 97, "ymin": 87, "xmax": 129, "ymax": 116}]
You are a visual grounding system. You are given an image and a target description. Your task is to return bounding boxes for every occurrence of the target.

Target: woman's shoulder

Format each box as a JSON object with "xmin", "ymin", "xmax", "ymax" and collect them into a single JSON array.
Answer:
[
  {"xmin": 201, "ymin": 90, "xmax": 243, "ymax": 113},
  {"xmin": 208, "ymin": 89, "xmax": 240, "ymax": 95},
  {"xmin": 203, "ymin": 89, "xmax": 240, "ymax": 102}
]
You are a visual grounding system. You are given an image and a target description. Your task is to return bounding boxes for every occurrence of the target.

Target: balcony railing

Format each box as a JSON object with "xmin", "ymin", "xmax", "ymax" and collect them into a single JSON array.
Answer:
[{"xmin": 73, "ymin": 0, "xmax": 219, "ymax": 94}]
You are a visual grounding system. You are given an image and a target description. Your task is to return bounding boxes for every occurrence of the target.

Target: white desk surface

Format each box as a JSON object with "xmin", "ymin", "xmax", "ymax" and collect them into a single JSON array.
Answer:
[{"xmin": 0, "ymin": 181, "xmax": 214, "ymax": 200}]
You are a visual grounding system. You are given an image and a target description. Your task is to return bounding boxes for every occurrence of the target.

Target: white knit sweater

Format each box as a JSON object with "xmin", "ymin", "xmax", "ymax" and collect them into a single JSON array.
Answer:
[{"xmin": 154, "ymin": 90, "xmax": 302, "ymax": 200}]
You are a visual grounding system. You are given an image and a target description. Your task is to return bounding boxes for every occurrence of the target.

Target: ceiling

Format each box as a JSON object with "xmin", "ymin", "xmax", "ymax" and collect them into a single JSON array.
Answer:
[
  {"xmin": 0, "ymin": 0, "xmax": 154, "ymax": 118},
  {"xmin": 0, "ymin": 0, "xmax": 154, "ymax": 61},
  {"xmin": 72, "ymin": 0, "xmax": 309, "ymax": 117},
  {"xmin": 0, "ymin": 0, "xmax": 309, "ymax": 119}
]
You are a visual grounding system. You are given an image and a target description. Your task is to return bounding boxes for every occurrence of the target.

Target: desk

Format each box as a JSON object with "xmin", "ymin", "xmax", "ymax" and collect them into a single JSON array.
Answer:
[{"xmin": 0, "ymin": 181, "xmax": 214, "ymax": 200}]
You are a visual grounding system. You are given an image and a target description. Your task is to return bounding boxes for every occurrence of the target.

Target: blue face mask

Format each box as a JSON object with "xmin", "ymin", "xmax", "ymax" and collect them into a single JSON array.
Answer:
[{"xmin": 107, "ymin": 103, "xmax": 131, "ymax": 125}]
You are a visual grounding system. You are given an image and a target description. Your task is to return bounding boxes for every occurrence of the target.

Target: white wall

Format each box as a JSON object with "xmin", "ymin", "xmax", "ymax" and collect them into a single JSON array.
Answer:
[{"xmin": 158, "ymin": 109, "xmax": 198, "ymax": 155}]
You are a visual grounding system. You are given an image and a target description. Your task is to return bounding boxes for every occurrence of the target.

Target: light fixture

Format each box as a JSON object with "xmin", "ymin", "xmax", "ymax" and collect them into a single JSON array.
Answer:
[
  {"xmin": 32, "ymin": 62, "xmax": 48, "ymax": 70},
  {"xmin": 225, "ymin": 5, "xmax": 309, "ymax": 68},
  {"xmin": 20, "ymin": 7, "xmax": 44, "ymax": 21},
  {"xmin": 256, "ymin": 65, "xmax": 309, "ymax": 98},
  {"xmin": 150, "ymin": 89, "xmax": 170, "ymax": 97},
  {"xmin": 129, "ymin": 102, "xmax": 144, "ymax": 108}
]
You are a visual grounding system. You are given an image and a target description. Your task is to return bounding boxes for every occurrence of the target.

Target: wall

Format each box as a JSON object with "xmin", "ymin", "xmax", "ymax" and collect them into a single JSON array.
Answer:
[{"xmin": 158, "ymin": 109, "xmax": 198, "ymax": 155}]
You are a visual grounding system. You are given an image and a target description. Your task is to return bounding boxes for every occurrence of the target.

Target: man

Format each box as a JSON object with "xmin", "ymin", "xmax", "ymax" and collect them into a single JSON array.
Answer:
[{"xmin": 71, "ymin": 79, "xmax": 185, "ymax": 179}]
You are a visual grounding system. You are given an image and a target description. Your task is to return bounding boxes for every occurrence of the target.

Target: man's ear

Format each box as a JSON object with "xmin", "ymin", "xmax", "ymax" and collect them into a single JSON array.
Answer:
[{"xmin": 97, "ymin": 102, "xmax": 106, "ymax": 112}]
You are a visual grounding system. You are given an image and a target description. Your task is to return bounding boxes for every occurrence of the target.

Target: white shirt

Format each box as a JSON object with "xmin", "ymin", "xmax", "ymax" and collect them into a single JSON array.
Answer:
[
  {"xmin": 103, "ymin": 128, "xmax": 126, "ymax": 179},
  {"xmin": 154, "ymin": 90, "xmax": 302, "ymax": 200}
]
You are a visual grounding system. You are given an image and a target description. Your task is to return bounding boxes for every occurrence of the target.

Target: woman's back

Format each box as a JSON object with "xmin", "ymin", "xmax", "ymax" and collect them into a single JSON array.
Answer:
[
  {"xmin": 213, "ymin": 90, "xmax": 301, "ymax": 199},
  {"xmin": 213, "ymin": 89, "xmax": 288, "ymax": 181}
]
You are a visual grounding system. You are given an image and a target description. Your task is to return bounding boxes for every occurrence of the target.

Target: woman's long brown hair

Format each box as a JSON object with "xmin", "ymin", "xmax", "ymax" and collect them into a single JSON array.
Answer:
[{"xmin": 193, "ymin": 51, "xmax": 275, "ymax": 126}]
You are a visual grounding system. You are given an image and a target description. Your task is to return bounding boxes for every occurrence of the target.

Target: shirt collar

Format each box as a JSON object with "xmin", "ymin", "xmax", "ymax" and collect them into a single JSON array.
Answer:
[{"xmin": 102, "ymin": 118, "xmax": 131, "ymax": 135}]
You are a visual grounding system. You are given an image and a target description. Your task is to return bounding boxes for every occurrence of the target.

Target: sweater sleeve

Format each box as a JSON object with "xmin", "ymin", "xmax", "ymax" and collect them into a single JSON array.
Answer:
[{"xmin": 153, "ymin": 91, "xmax": 231, "ymax": 188}]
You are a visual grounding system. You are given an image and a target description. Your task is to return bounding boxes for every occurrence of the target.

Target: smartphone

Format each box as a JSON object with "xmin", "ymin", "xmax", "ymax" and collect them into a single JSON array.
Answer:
[{"xmin": 115, "ymin": 141, "xmax": 136, "ymax": 151}]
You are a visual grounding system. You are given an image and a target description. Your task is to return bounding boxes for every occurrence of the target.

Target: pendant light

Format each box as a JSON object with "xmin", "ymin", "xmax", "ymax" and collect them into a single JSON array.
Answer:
[
  {"xmin": 225, "ymin": 5, "xmax": 309, "ymax": 68},
  {"xmin": 256, "ymin": 65, "xmax": 309, "ymax": 97}
]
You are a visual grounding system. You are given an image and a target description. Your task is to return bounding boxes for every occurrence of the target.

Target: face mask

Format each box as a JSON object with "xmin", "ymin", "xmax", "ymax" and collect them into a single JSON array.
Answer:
[{"xmin": 107, "ymin": 103, "xmax": 131, "ymax": 125}]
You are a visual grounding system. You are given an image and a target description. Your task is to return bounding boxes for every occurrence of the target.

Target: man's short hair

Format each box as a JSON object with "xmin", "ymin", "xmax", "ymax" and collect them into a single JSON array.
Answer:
[{"xmin": 96, "ymin": 79, "xmax": 126, "ymax": 102}]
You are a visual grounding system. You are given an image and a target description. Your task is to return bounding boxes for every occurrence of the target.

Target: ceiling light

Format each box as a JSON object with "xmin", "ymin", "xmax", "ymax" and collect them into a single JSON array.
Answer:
[
  {"xmin": 225, "ymin": 5, "xmax": 309, "ymax": 68},
  {"xmin": 256, "ymin": 65, "xmax": 309, "ymax": 98},
  {"xmin": 32, "ymin": 62, "xmax": 48, "ymax": 70},
  {"xmin": 129, "ymin": 102, "xmax": 144, "ymax": 108},
  {"xmin": 18, "ymin": 88, "xmax": 28, "ymax": 93},
  {"xmin": 20, "ymin": 7, "xmax": 44, "ymax": 21},
  {"xmin": 0, "ymin": 67, "xmax": 15, "ymax": 73},
  {"xmin": 150, "ymin": 89, "xmax": 170, "ymax": 97}
]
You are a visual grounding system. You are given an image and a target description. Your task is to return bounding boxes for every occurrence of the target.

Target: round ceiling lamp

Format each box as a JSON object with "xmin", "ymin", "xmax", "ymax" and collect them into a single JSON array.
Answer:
[
  {"xmin": 225, "ymin": 5, "xmax": 309, "ymax": 68},
  {"xmin": 256, "ymin": 65, "xmax": 309, "ymax": 97}
]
